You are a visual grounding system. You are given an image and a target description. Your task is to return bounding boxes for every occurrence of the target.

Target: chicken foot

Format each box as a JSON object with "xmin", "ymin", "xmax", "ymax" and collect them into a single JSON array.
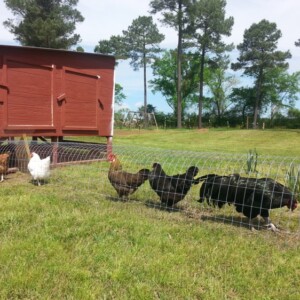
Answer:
[{"xmin": 263, "ymin": 217, "xmax": 279, "ymax": 232}]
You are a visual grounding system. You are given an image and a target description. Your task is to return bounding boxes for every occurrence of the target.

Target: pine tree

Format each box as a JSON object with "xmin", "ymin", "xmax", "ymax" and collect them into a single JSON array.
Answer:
[
  {"xmin": 3, "ymin": 0, "xmax": 84, "ymax": 49},
  {"xmin": 232, "ymin": 19, "xmax": 291, "ymax": 128}
]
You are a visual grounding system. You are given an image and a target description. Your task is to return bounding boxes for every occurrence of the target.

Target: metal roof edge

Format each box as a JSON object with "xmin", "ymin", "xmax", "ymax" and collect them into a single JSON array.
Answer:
[{"xmin": 0, "ymin": 44, "xmax": 115, "ymax": 59}]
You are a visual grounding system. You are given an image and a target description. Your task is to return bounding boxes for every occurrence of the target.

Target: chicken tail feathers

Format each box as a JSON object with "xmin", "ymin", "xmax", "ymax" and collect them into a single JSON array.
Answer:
[{"xmin": 193, "ymin": 174, "xmax": 219, "ymax": 185}]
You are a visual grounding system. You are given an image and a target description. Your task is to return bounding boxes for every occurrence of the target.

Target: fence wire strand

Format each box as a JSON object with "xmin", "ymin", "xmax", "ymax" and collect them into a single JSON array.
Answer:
[{"xmin": 0, "ymin": 140, "xmax": 299, "ymax": 234}]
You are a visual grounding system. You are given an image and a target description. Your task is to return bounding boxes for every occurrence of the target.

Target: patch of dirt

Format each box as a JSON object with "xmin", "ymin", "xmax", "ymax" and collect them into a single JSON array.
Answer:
[
  {"xmin": 2, "ymin": 171, "xmax": 30, "ymax": 185},
  {"xmin": 197, "ymin": 128, "xmax": 209, "ymax": 133}
]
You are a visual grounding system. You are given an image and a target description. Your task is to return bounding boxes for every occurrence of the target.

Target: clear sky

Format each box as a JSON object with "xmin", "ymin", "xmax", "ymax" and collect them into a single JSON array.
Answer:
[{"xmin": 0, "ymin": 0, "xmax": 300, "ymax": 113}]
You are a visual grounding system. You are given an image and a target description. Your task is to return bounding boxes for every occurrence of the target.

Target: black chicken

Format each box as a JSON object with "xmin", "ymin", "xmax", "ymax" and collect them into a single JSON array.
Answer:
[
  {"xmin": 149, "ymin": 163, "xmax": 199, "ymax": 206},
  {"xmin": 197, "ymin": 173, "xmax": 298, "ymax": 231},
  {"xmin": 108, "ymin": 154, "xmax": 150, "ymax": 200},
  {"xmin": 197, "ymin": 173, "xmax": 240, "ymax": 208},
  {"xmin": 233, "ymin": 176, "xmax": 297, "ymax": 231}
]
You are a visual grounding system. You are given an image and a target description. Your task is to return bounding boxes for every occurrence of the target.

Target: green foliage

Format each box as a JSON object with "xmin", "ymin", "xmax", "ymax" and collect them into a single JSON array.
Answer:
[
  {"xmin": 264, "ymin": 68, "xmax": 300, "ymax": 113},
  {"xmin": 114, "ymin": 108, "xmax": 130, "ymax": 128},
  {"xmin": 150, "ymin": 50, "xmax": 200, "ymax": 116},
  {"xmin": 232, "ymin": 20, "xmax": 291, "ymax": 75},
  {"xmin": 286, "ymin": 164, "xmax": 300, "ymax": 196},
  {"xmin": 288, "ymin": 108, "xmax": 300, "ymax": 118},
  {"xmin": 151, "ymin": 50, "xmax": 177, "ymax": 110},
  {"xmin": 3, "ymin": 0, "xmax": 84, "ymax": 49},
  {"xmin": 232, "ymin": 19, "xmax": 292, "ymax": 128},
  {"xmin": 205, "ymin": 54, "xmax": 239, "ymax": 125},
  {"xmin": 150, "ymin": 0, "xmax": 193, "ymax": 128},
  {"xmin": 246, "ymin": 148, "xmax": 258, "ymax": 174},
  {"xmin": 95, "ymin": 16, "xmax": 164, "ymax": 123},
  {"xmin": 122, "ymin": 16, "xmax": 165, "ymax": 71},
  {"xmin": 138, "ymin": 104, "xmax": 157, "ymax": 114},
  {"xmin": 185, "ymin": 0, "xmax": 234, "ymax": 128},
  {"xmin": 229, "ymin": 68, "xmax": 300, "ymax": 129},
  {"xmin": 230, "ymin": 87, "xmax": 256, "ymax": 122},
  {"xmin": 75, "ymin": 46, "xmax": 84, "ymax": 52},
  {"xmin": 94, "ymin": 35, "xmax": 126, "ymax": 59},
  {"xmin": 150, "ymin": 0, "xmax": 191, "ymax": 28},
  {"xmin": 123, "ymin": 15, "xmax": 164, "ymax": 124},
  {"xmin": 187, "ymin": 0, "xmax": 234, "ymax": 51},
  {"xmin": 114, "ymin": 83, "xmax": 126, "ymax": 105}
]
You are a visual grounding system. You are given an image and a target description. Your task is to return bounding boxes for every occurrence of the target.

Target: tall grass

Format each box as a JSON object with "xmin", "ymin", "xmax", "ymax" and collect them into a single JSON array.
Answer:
[{"xmin": 1, "ymin": 129, "xmax": 300, "ymax": 299}]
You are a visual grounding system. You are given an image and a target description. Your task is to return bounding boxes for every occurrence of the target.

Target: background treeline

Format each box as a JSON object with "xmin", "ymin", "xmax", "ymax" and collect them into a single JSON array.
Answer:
[
  {"xmin": 114, "ymin": 105, "xmax": 300, "ymax": 129},
  {"xmin": 3, "ymin": 0, "xmax": 300, "ymax": 129}
]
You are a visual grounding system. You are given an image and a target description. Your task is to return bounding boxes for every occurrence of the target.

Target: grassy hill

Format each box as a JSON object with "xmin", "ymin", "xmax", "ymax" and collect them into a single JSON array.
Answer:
[{"xmin": 111, "ymin": 128, "xmax": 300, "ymax": 157}]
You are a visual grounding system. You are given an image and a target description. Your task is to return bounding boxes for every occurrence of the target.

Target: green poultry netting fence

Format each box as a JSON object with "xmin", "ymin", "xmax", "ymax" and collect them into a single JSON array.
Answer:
[{"xmin": 0, "ymin": 140, "xmax": 299, "ymax": 234}]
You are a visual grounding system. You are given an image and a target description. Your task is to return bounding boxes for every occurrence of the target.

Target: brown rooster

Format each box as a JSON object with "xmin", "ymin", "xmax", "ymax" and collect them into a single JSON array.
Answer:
[
  {"xmin": 0, "ymin": 152, "xmax": 10, "ymax": 182},
  {"xmin": 107, "ymin": 153, "xmax": 150, "ymax": 200}
]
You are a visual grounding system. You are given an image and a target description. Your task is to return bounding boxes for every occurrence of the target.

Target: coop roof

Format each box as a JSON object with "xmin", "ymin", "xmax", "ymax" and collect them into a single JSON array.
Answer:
[{"xmin": 0, "ymin": 44, "xmax": 115, "ymax": 59}]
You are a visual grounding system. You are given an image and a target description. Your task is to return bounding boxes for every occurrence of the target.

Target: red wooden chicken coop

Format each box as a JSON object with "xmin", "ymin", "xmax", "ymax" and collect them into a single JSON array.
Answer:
[{"xmin": 0, "ymin": 45, "xmax": 115, "ymax": 168}]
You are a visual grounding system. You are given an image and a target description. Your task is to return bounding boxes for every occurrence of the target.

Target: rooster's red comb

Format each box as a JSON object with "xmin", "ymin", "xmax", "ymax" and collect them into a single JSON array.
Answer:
[{"xmin": 107, "ymin": 153, "xmax": 117, "ymax": 161}]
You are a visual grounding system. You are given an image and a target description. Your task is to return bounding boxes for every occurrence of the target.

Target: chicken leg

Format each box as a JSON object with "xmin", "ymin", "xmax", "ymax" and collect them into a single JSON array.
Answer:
[{"xmin": 263, "ymin": 217, "xmax": 279, "ymax": 232}]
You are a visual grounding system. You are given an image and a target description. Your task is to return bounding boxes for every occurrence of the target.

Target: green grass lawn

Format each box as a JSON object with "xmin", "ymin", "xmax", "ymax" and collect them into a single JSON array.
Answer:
[
  {"xmin": 111, "ymin": 128, "xmax": 300, "ymax": 157},
  {"xmin": 1, "ymin": 128, "xmax": 300, "ymax": 299}
]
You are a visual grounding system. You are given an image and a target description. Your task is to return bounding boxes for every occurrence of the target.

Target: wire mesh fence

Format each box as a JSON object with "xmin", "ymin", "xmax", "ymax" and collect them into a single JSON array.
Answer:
[{"xmin": 0, "ymin": 140, "xmax": 299, "ymax": 234}]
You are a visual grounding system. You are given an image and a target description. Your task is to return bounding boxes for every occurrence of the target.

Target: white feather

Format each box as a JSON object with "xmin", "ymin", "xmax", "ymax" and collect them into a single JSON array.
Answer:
[{"xmin": 28, "ymin": 152, "xmax": 51, "ymax": 184}]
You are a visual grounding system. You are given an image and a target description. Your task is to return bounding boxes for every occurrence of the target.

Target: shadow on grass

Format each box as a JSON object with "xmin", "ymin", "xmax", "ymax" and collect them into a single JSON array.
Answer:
[
  {"xmin": 105, "ymin": 195, "xmax": 182, "ymax": 213},
  {"xmin": 105, "ymin": 195, "xmax": 129, "ymax": 203},
  {"xmin": 145, "ymin": 199, "xmax": 182, "ymax": 213},
  {"xmin": 104, "ymin": 195, "xmax": 288, "ymax": 233},
  {"xmin": 199, "ymin": 213, "xmax": 279, "ymax": 232},
  {"xmin": 29, "ymin": 179, "xmax": 50, "ymax": 186}
]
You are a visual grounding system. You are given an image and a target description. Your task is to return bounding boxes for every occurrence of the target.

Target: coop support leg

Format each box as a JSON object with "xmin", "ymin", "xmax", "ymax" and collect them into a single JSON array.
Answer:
[
  {"xmin": 107, "ymin": 136, "xmax": 113, "ymax": 159},
  {"xmin": 51, "ymin": 137, "xmax": 60, "ymax": 166}
]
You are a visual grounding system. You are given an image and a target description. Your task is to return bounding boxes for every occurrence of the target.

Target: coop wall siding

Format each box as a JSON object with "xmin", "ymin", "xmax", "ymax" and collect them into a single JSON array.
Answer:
[{"xmin": 0, "ymin": 45, "xmax": 115, "ymax": 138}]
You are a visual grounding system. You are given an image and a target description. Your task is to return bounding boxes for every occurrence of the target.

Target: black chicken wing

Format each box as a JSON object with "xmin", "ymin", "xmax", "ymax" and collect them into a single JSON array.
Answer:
[{"xmin": 149, "ymin": 163, "xmax": 199, "ymax": 206}]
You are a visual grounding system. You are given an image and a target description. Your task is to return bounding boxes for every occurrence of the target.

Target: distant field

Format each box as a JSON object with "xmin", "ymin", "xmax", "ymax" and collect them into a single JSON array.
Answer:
[
  {"xmin": 111, "ymin": 128, "xmax": 300, "ymax": 157},
  {"xmin": 74, "ymin": 128, "xmax": 300, "ymax": 157}
]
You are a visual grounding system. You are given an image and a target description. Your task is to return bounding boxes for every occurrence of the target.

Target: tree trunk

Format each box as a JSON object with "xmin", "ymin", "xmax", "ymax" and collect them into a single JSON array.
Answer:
[
  {"xmin": 176, "ymin": 0, "xmax": 183, "ymax": 129},
  {"xmin": 143, "ymin": 51, "xmax": 148, "ymax": 127},
  {"xmin": 217, "ymin": 103, "xmax": 221, "ymax": 126},
  {"xmin": 253, "ymin": 102, "xmax": 259, "ymax": 129},
  {"xmin": 198, "ymin": 47, "xmax": 206, "ymax": 129},
  {"xmin": 253, "ymin": 73, "xmax": 262, "ymax": 129}
]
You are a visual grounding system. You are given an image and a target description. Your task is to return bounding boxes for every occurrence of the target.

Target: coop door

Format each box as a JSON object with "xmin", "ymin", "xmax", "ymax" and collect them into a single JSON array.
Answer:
[
  {"xmin": 3, "ymin": 58, "xmax": 54, "ymax": 128},
  {"xmin": 61, "ymin": 68, "xmax": 100, "ymax": 131}
]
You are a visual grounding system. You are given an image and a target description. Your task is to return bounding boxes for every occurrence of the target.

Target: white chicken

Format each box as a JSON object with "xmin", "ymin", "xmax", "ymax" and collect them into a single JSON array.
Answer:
[{"xmin": 28, "ymin": 152, "xmax": 51, "ymax": 186}]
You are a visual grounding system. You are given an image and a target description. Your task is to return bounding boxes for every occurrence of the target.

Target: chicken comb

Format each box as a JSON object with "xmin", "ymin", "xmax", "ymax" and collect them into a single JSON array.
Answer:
[{"xmin": 107, "ymin": 153, "xmax": 116, "ymax": 161}]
